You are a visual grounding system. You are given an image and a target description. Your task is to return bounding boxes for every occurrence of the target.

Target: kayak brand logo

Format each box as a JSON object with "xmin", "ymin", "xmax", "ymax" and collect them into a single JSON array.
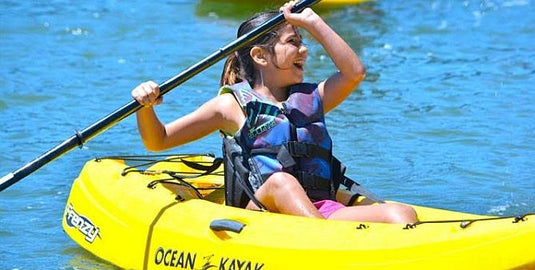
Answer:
[
  {"xmin": 64, "ymin": 203, "xmax": 101, "ymax": 243},
  {"xmin": 218, "ymin": 257, "xmax": 264, "ymax": 270},
  {"xmin": 154, "ymin": 247, "xmax": 265, "ymax": 270},
  {"xmin": 154, "ymin": 247, "xmax": 197, "ymax": 269}
]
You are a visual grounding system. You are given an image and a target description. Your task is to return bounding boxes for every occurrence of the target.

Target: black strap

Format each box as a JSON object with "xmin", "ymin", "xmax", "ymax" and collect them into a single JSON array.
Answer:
[
  {"xmin": 224, "ymin": 138, "xmax": 268, "ymax": 211},
  {"xmin": 342, "ymin": 176, "xmax": 385, "ymax": 204},
  {"xmin": 181, "ymin": 158, "xmax": 223, "ymax": 176},
  {"xmin": 233, "ymin": 158, "xmax": 267, "ymax": 211},
  {"xmin": 347, "ymin": 193, "xmax": 360, "ymax": 206},
  {"xmin": 330, "ymin": 156, "xmax": 384, "ymax": 204},
  {"xmin": 250, "ymin": 142, "xmax": 332, "ymax": 168},
  {"xmin": 295, "ymin": 171, "xmax": 331, "ymax": 190},
  {"xmin": 261, "ymin": 171, "xmax": 331, "ymax": 191}
]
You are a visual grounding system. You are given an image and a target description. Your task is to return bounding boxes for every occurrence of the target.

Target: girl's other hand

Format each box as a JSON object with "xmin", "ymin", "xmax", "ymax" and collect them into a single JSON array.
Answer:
[
  {"xmin": 131, "ymin": 81, "xmax": 163, "ymax": 107},
  {"xmin": 280, "ymin": 0, "xmax": 319, "ymax": 29}
]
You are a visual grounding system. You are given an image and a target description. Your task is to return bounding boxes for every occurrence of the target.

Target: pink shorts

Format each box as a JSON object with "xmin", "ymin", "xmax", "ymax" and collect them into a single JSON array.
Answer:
[{"xmin": 313, "ymin": 200, "xmax": 345, "ymax": 218}]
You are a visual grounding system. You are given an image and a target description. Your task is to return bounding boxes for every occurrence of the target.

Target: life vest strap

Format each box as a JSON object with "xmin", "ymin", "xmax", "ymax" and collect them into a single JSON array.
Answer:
[
  {"xmin": 223, "ymin": 137, "xmax": 268, "ymax": 210},
  {"xmin": 342, "ymin": 177, "xmax": 386, "ymax": 204},
  {"xmin": 260, "ymin": 171, "xmax": 331, "ymax": 191},
  {"xmin": 295, "ymin": 171, "xmax": 332, "ymax": 191},
  {"xmin": 331, "ymin": 157, "xmax": 385, "ymax": 204},
  {"xmin": 250, "ymin": 141, "xmax": 331, "ymax": 168}
]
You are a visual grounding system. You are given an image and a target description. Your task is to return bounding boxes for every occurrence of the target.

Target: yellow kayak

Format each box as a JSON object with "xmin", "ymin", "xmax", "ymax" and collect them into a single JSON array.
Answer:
[
  {"xmin": 63, "ymin": 154, "xmax": 535, "ymax": 269},
  {"xmin": 195, "ymin": 0, "xmax": 369, "ymax": 20},
  {"xmin": 207, "ymin": 0, "xmax": 369, "ymax": 5},
  {"xmin": 248, "ymin": 0, "xmax": 369, "ymax": 4}
]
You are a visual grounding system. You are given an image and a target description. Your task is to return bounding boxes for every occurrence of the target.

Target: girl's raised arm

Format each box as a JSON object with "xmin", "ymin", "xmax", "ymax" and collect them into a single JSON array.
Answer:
[{"xmin": 281, "ymin": 1, "xmax": 365, "ymax": 113}]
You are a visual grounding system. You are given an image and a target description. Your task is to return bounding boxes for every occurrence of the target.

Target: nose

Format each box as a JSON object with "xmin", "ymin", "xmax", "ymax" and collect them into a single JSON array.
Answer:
[{"xmin": 299, "ymin": 44, "xmax": 308, "ymax": 56}]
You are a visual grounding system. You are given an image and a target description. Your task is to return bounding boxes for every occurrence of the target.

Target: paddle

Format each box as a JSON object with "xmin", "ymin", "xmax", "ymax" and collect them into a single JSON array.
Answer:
[{"xmin": 0, "ymin": 0, "xmax": 321, "ymax": 192}]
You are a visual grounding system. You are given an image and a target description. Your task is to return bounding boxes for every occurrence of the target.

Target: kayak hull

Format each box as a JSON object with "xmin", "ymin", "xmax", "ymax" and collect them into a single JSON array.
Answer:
[{"xmin": 63, "ymin": 155, "xmax": 535, "ymax": 269}]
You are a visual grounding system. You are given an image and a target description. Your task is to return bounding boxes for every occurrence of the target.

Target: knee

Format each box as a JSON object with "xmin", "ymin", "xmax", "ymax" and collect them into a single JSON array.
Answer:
[
  {"xmin": 385, "ymin": 203, "xmax": 418, "ymax": 224},
  {"xmin": 264, "ymin": 172, "xmax": 302, "ymax": 193}
]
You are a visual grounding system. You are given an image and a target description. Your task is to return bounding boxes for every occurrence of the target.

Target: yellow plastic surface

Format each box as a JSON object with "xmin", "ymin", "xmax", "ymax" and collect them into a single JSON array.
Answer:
[{"xmin": 63, "ymin": 156, "xmax": 535, "ymax": 270}]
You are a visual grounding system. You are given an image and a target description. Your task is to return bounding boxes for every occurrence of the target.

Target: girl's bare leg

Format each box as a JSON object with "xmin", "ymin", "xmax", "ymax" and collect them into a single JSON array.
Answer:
[
  {"xmin": 328, "ymin": 203, "xmax": 418, "ymax": 224},
  {"xmin": 246, "ymin": 172, "xmax": 324, "ymax": 218}
]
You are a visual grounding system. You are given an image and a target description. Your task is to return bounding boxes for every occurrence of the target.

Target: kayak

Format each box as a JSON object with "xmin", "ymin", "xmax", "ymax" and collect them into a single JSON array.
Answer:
[
  {"xmin": 195, "ymin": 0, "xmax": 369, "ymax": 21},
  {"xmin": 63, "ymin": 154, "xmax": 535, "ymax": 270},
  {"xmin": 211, "ymin": 0, "xmax": 370, "ymax": 5},
  {"xmin": 252, "ymin": 0, "xmax": 369, "ymax": 4}
]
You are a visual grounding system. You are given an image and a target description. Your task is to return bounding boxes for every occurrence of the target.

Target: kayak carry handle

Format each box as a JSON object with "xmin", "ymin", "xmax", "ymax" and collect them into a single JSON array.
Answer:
[{"xmin": 210, "ymin": 219, "xmax": 245, "ymax": 233}]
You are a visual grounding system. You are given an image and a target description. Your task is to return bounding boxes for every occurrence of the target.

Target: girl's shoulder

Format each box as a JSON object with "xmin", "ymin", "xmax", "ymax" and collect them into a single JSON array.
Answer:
[
  {"xmin": 218, "ymin": 81, "xmax": 256, "ymax": 107},
  {"xmin": 218, "ymin": 81, "xmax": 252, "ymax": 94}
]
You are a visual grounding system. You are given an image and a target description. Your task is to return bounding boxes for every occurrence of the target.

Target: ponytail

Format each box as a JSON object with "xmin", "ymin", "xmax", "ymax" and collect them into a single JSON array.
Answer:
[{"xmin": 220, "ymin": 52, "xmax": 242, "ymax": 87}]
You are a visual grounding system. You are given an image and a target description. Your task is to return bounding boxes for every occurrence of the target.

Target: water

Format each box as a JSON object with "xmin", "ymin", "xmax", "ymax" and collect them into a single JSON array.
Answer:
[{"xmin": 1, "ymin": 0, "xmax": 534, "ymax": 269}]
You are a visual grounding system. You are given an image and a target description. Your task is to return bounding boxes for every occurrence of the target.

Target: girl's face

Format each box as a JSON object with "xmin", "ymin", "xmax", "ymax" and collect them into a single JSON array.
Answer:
[{"xmin": 268, "ymin": 24, "xmax": 308, "ymax": 86}]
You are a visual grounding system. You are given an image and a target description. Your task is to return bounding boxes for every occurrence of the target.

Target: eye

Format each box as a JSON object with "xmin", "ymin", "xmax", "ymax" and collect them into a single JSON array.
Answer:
[{"xmin": 288, "ymin": 37, "xmax": 302, "ymax": 47}]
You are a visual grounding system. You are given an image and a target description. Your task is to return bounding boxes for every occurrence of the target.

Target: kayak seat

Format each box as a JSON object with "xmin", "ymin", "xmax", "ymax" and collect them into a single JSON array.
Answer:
[{"xmin": 111, "ymin": 154, "xmax": 225, "ymax": 203}]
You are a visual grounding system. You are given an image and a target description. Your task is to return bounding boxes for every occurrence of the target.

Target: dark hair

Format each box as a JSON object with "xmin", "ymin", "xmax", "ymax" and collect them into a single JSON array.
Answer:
[{"xmin": 220, "ymin": 11, "xmax": 283, "ymax": 87}]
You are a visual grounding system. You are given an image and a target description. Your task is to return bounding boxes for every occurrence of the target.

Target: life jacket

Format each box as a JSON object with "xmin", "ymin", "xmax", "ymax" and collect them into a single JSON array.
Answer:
[
  {"xmin": 219, "ymin": 81, "xmax": 339, "ymax": 205},
  {"xmin": 221, "ymin": 82, "xmax": 385, "ymax": 209}
]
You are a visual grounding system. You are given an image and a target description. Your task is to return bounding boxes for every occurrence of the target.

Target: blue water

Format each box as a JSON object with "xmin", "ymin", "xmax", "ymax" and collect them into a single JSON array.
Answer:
[{"xmin": 1, "ymin": 0, "xmax": 534, "ymax": 269}]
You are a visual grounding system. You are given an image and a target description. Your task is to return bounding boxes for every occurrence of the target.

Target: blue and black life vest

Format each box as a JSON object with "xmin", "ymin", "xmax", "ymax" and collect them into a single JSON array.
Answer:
[{"xmin": 221, "ymin": 82, "xmax": 384, "ymax": 209}]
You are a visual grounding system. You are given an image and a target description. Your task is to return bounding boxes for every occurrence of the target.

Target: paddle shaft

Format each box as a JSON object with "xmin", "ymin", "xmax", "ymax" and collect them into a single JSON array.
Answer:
[{"xmin": 0, "ymin": 0, "xmax": 321, "ymax": 192}]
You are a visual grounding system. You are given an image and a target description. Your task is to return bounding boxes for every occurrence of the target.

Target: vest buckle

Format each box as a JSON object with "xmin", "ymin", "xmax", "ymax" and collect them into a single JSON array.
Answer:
[{"xmin": 286, "ymin": 141, "xmax": 309, "ymax": 157}]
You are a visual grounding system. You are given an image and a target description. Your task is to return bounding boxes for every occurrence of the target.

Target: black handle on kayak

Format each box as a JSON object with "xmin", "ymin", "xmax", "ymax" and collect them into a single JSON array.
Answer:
[
  {"xmin": 0, "ymin": 0, "xmax": 321, "ymax": 192},
  {"xmin": 210, "ymin": 219, "xmax": 246, "ymax": 233}
]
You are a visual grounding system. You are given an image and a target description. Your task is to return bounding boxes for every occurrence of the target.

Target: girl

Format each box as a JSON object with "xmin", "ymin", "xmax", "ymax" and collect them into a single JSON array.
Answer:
[{"xmin": 132, "ymin": 1, "xmax": 418, "ymax": 223}]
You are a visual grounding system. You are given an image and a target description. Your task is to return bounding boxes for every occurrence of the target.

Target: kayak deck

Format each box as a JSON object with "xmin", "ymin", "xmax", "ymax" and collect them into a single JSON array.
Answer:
[{"xmin": 63, "ymin": 154, "xmax": 535, "ymax": 269}]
